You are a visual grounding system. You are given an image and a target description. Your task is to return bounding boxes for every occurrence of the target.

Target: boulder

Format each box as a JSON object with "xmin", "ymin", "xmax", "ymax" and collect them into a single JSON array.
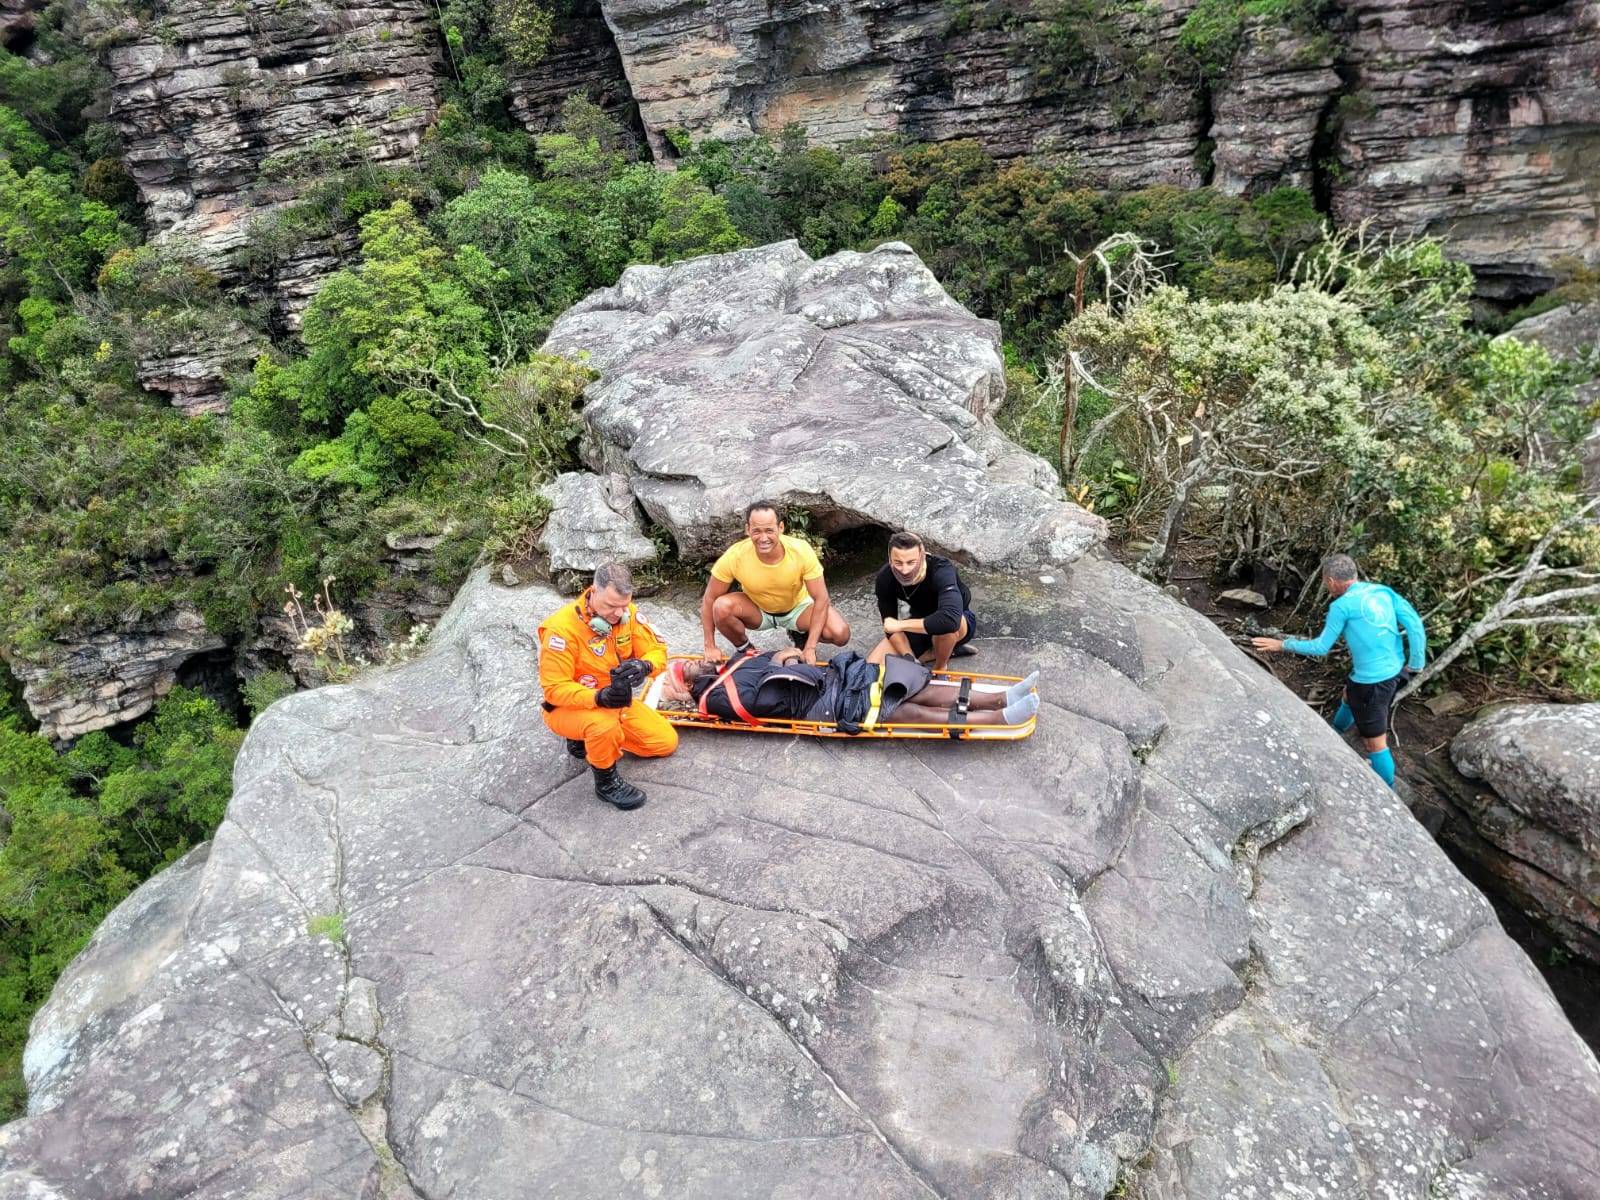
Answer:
[
  {"xmin": 543, "ymin": 241, "xmax": 1106, "ymax": 567},
  {"xmin": 1453, "ymin": 704, "xmax": 1600, "ymax": 838},
  {"xmin": 1217, "ymin": 587, "xmax": 1268, "ymax": 608},
  {"xmin": 8, "ymin": 604, "xmax": 227, "ymax": 742},
  {"xmin": 3, "ymin": 561, "xmax": 1597, "ymax": 1197},
  {"xmin": 537, "ymin": 471, "xmax": 660, "ymax": 593},
  {"xmin": 1507, "ymin": 303, "xmax": 1600, "ymax": 363},
  {"xmin": 1450, "ymin": 703, "xmax": 1600, "ymax": 959}
]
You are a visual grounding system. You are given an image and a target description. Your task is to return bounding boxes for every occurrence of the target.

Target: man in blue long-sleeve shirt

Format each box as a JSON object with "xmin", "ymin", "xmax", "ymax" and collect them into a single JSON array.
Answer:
[{"xmin": 1252, "ymin": 553, "xmax": 1426, "ymax": 788}]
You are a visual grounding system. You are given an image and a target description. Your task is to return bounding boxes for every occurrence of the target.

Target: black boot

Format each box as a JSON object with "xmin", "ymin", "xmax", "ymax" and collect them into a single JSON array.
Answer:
[
  {"xmin": 592, "ymin": 764, "xmax": 646, "ymax": 810},
  {"xmin": 566, "ymin": 738, "xmax": 586, "ymax": 760},
  {"xmin": 787, "ymin": 629, "xmax": 809, "ymax": 650}
]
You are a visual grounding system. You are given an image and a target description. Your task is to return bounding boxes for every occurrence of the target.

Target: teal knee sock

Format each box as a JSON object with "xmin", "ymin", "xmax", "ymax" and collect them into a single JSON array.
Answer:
[
  {"xmin": 1331, "ymin": 702, "xmax": 1354, "ymax": 733},
  {"xmin": 1367, "ymin": 748, "xmax": 1395, "ymax": 787}
]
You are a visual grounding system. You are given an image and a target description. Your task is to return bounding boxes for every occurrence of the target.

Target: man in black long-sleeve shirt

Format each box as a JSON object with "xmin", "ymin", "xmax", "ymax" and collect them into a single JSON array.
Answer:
[{"xmin": 871, "ymin": 532, "xmax": 979, "ymax": 672}]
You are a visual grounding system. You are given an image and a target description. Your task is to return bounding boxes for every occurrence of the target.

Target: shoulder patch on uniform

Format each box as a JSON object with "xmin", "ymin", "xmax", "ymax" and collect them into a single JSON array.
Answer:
[{"xmin": 546, "ymin": 635, "xmax": 567, "ymax": 650}]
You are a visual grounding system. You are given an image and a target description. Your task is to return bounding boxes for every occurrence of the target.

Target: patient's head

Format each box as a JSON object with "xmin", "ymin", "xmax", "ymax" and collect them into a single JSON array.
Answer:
[{"xmin": 664, "ymin": 659, "xmax": 716, "ymax": 704}]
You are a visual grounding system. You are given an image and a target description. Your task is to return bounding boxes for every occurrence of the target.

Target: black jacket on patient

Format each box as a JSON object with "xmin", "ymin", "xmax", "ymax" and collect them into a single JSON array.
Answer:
[{"xmin": 690, "ymin": 651, "xmax": 932, "ymax": 729}]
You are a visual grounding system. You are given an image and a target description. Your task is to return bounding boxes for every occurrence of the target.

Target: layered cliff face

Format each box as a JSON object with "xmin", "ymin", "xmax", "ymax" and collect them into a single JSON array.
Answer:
[
  {"xmin": 9, "ymin": 604, "xmax": 226, "ymax": 743},
  {"xmin": 82, "ymin": 0, "xmax": 1596, "ymax": 346},
  {"xmin": 87, "ymin": 0, "xmax": 442, "ymax": 324},
  {"xmin": 585, "ymin": 0, "xmax": 1599, "ymax": 296},
  {"xmin": 505, "ymin": 0, "xmax": 637, "ymax": 133},
  {"xmin": 598, "ymin": 0, "xmax": 1208, "ymax": 183},
  {"xmin": 1329, "ymin": 0, "xmax": 1600, "ymax": 299}
]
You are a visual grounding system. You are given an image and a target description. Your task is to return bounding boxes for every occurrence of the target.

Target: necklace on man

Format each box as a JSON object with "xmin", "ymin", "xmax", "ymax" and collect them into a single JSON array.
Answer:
[{"xmin": 897, "ymin": 563, "xmax": 927, "ymax": 601}]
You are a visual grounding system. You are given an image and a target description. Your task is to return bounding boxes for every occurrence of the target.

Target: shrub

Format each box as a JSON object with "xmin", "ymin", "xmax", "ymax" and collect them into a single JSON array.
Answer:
[
  {"xmin": 1063, "ymin": 232, "xmax": 1599, "ymax": 692},
  {"xmin": 242, "ymin": 671, "xmax": 297, "ymax": 717}
]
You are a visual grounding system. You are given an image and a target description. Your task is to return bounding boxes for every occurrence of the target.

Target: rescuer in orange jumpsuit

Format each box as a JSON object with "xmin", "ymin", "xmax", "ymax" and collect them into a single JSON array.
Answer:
[{"xmin": 538, "ymin": 562, "xmax": 677, "ymax": 809}]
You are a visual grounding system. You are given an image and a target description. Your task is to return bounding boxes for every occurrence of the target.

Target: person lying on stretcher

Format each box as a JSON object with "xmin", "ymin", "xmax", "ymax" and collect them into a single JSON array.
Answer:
[{"xmin": 662, "ymin": 646, "xmax": 1040, "ymax": 728}]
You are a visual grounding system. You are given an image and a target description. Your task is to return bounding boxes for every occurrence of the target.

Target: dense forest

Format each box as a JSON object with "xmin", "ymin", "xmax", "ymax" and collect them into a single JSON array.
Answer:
[{"xmin": 0, "ymin": 0, "xmax": 1596, "ymax": 1116}]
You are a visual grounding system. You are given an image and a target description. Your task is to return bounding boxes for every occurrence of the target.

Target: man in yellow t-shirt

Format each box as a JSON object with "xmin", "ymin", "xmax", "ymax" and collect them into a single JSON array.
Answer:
[{"xmin": 700, "ymin": 500, "xmax": 851, "ymax": 666}]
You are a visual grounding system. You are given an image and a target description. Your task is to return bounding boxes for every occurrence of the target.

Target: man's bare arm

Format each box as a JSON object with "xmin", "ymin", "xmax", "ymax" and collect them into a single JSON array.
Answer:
[
  {"xmin": 885, "ymin": 617, "xmax": 928, "ymax": 634},
  {"xmin": 701, "ymin": 577, "xmax": 731, "ymax": 659},
  {"xmin": 803, "ymin": 576, "xmax": 831, "ymax": 663}
]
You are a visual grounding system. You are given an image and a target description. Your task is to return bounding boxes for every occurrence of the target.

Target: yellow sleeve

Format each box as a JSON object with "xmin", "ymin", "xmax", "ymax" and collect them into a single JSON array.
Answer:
[
  {"xmin": 797, "ymin": 538, "xmax": 824, "ymax": 581},
  {"xmin": 633, "ymin": 612, "xmax": 668, "ymax": 676},
  {"xmin": 538, "ymin": 629, "xmax": 597, "ymax": 709},
  {"xmin": 710, "ymin": 542, "xmax": 742, "ymax": 584}
]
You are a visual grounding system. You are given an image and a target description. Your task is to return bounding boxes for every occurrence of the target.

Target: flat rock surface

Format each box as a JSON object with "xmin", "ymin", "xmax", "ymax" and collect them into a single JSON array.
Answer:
[
  {"xmin": 4, "ymin": 559, "xmax": 1597, "ymax": 1199},
  {"xmin": 543, "ymin": 241, "xmax": 1105, "ymax": 568}
]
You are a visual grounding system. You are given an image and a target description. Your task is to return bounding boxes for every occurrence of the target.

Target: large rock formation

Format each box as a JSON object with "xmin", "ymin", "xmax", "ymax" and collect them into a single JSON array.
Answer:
[
  {"xmin": 86, "ymin": 0, "xmax": 441, "ymax": 325},
  {"xmin": 76, "ymin": 0, "xmax": 1598, "ymax": 331},
  {"xmin": 576, "ymin": 0, "xmax": 1600, "ymax": 295},
  {"xmin": 1451, "ymin": 703, "xmax": 1600, "ymax": 960},
  {"xmin": 544, "ymin": 241, "xmax": 1106, "ymax": 566},
  {"xmin": 1208, "ymin": 16, "xmax": 1340, "ymax": 195},
  {"xmin": 7, "ymin": 603, "xmax": 227, "ymax": 743},
  {"xmin": 1329, "ymin": 0, "xmax": 1600, "ymax": 300},
  {"xmin": 3, "ymin": 555, "xmax": 1597, "ymax": 1196},
  {"xmin": 592, "ymin": 0, "xmax": 1205, "ymax": 179}
]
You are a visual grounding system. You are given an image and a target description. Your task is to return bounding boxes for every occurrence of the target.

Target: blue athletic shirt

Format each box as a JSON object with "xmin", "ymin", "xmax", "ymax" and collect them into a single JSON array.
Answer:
[{"xmin": 1283, "ymin": 581, "xmax": 1426, "ymax": 684}]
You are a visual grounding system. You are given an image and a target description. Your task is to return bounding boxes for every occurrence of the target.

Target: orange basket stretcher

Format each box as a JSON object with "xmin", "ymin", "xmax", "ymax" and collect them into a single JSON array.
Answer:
[{"xmin": 646, "ymin": 655, "xmax": 1037, "ymax": 741}]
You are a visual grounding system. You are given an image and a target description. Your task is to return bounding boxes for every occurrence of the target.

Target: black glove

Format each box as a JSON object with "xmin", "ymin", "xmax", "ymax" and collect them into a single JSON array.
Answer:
[
  {"xmin": 595, "ymin": 679, "xmax": 632, "ymax": 708},
  {"xmin": 610, "ymin": 658, "xmax": 652, "ymax": 689}
]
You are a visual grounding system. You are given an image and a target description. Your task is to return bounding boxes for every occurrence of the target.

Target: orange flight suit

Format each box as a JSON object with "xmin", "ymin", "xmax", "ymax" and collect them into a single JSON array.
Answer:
[{"xmin": 538, "ymin": 590, "xmax": 677, "ymax": 769}]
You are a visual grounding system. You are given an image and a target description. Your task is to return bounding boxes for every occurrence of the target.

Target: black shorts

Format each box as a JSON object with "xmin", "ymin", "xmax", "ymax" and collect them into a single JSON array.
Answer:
[
  {"xmin": 906, "ymin": 610, "xmax": 977, "ymax": 658},
  {"xmin": 1346, "ymin": 673, "xmax": 1402, "ymax": 738}
]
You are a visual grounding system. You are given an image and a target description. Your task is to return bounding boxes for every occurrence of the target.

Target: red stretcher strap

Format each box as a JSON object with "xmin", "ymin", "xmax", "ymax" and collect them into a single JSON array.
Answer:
[{"xmin": 698, "ymin": 649, "xmax": 760, "ymax": 726}]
